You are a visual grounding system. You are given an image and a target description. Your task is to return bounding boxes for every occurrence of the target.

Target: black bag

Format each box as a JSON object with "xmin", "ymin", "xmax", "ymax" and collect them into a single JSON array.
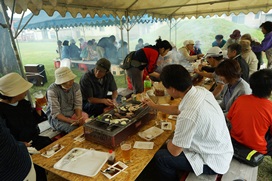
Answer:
[
  {"xmin": 120, "ymin": 51, "xmax": 135, "ymax": 69},
  {"xmin": 232, "ymin": 138, "xmax": 264, "ymax": 167}
]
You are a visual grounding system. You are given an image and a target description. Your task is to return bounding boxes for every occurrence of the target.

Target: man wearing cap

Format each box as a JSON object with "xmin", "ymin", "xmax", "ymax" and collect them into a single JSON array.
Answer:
[
  {"xmin": 194, "ymin": 47, "xmax": 225, "ymax": 97},
  {"xmin": 179, "ymin": 40, "xmax": 204, "ymax": 62},
  {"xmin": 46, "ymin": 67, "xmax": 88, "ymax": 133},
  {"xmin": 0, "ymin": 72, "xmax": 52, "ymax": 180},
  {"xmin": 80, "ymin": 58, "xmax": 118, "ymax": 117},
  {"xmin": 212, "ymin": 34, "xmax": 226, "ymax": 48},
  {"xmin": 222, "ymin": 29, "xmax": 241, "ymax": 50}
]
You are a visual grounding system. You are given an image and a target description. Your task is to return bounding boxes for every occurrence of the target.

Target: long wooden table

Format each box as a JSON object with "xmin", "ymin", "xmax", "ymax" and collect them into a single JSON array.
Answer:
[
  {"xmin": 32, "ymin": 100, "xmax": 179, "ymax": 181},
  {"xmin": 32, "ymin": 79, "xmax": 214, "ymax": 181}
]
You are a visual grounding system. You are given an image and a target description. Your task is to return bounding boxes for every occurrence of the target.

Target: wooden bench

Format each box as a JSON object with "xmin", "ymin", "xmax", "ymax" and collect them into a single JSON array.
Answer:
[{"xmin": 180, "ymin": 159, "xmax": 258, "ymax": 181}]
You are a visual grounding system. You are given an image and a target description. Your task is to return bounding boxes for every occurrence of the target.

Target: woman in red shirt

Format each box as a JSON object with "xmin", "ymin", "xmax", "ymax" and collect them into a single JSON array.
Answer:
[
  {"xmin": 227, "ymin": 69, "xmax": 272, "ymax": 155},
  {"xmin": 126, "ymin": 37, "xmax": 172, "ymax": 93}
]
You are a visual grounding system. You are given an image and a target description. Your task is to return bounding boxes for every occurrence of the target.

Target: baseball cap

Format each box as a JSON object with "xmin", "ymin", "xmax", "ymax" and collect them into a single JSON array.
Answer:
[
  {"xmin": 204, "ymin": 47, "xmax": 223, "ymax": 58},
  {"xmin": 0, "ymin": 73, "xmax": 33, "ymax": 97},
  {"xmin": 96, "ymin": 58, "xmax": 111, "ymax": 72}
]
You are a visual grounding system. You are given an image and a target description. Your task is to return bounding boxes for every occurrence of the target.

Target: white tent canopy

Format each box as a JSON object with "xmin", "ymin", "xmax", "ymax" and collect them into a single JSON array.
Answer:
[{"xmin": 4, "ymin": 0, "xmax": 272, "ymax": 19}]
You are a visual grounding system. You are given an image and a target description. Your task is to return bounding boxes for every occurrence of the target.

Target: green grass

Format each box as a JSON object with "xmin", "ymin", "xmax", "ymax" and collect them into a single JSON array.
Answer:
[
  {"xmin": 17, "ymin": 41, "xmax": 127, "ymax": 98},
  {"xmin": 16, "ymin": 19, "xmax": 272, "ymax": 180}
]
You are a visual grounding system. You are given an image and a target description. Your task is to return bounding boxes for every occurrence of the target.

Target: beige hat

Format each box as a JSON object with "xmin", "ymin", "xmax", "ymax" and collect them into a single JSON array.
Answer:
[
  {"xmin": 183, "ymin": 40, "xmax": 194, "ymax": 46},
  {"xmin": 240, "ymin": 40, "xmax": 251, "ymax": 52},
  {"xmin": 0, "ymin": 73, "xmax": 33, "ymax": 97},
  {"xmin": 55, "ymin": 67, "xmax": 76, "ymax": 85}
]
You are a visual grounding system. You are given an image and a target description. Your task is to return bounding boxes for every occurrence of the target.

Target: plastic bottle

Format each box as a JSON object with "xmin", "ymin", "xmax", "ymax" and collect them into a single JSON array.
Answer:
[
  {"xmin": 107, "ymin": 150, "xmax": 115, "ymax": 165},
  {"xmin": 144, "ymin": 75, "xmax": 152, "ymax": 92}
]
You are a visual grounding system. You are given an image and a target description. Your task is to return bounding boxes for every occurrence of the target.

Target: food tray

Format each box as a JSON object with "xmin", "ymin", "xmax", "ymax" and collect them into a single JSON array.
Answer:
[
  {"xmin": 53, "ymin": 148, "xmax": 108, "ymax": 177},
  {"xmin": 138, "ymin": 126, "xmax": 164, "ymax": 141}
]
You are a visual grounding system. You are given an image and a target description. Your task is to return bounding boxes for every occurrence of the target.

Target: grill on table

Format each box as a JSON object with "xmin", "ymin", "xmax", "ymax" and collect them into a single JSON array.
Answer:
[{"xmin": 83, "ymin": 100, "xmax": 155, "ymax": 149}]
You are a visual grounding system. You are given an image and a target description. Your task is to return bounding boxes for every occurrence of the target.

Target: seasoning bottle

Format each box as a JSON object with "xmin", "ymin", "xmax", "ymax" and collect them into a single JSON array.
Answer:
[
  {"xmin": 144, "ymin": 75, "xmax": 152, "ymax": 92},
  {"xmin": 107, "ymin": 150, "xmax": 115, "ymax": 165}
]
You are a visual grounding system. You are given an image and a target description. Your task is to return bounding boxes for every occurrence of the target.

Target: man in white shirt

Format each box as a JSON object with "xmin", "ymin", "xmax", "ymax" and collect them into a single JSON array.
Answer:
[{"xmin": 143, "ymin": 64, "xmax": 233, "ymax": 181}]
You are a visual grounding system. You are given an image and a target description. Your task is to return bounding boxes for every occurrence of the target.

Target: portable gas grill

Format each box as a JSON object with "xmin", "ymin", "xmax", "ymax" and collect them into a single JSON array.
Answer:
[{"xmin": 83, "ymin": 100, "xmax": 156, "ymax": 149}]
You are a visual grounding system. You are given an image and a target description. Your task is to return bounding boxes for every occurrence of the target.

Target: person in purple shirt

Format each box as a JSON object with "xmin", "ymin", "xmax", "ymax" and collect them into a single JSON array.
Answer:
[{"xmin": 252, "ymin": 21, "xmax": 272, "ymax": 68}]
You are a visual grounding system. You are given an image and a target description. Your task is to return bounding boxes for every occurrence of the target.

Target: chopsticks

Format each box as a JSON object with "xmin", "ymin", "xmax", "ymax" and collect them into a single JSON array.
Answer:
[
  {"xmin": 113, "ymin": 103, "xmax": 120, "ymax": 113},
  {"xmin": 137, "ymin": 102, "xmax": 146, "ymax": 108}
]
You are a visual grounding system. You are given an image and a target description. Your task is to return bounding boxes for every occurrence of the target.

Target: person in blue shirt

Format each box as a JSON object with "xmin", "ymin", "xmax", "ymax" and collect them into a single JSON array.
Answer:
[
  {"xmin": 212, "ymin": 34, "xmax": 226, "ymax": 48},
  {"xmin": 69, "ymin": 39, "xmax": 81, "ymax": 60},
  {"xmin": 190, "ymin": 40, "xmax": 202, "ymax": 55},
  {"xmin": 61, "ymin": 40, "xmax": 70, "ymax": 59}
]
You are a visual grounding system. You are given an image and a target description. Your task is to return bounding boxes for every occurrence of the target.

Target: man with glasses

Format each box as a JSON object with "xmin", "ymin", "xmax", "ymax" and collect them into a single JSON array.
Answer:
[{"xmin": 80, "ymin": 58, "xmax": 118, "ymax": 117}]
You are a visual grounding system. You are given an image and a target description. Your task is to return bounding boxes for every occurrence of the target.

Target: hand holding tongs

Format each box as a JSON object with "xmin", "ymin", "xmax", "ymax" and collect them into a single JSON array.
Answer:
[{"xmin": 113, "ymin": 103, "xmax": 120, "ymax": 113}]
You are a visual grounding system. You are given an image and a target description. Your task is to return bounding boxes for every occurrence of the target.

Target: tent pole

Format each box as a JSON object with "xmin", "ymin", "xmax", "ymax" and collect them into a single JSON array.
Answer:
[
  {"xmin": 169, "ymin": 19, "xmax": 172, "ymax": 41},
  {"xmin": 55, "ymin": 28, "xmax": 61, "ymax": 59},
  {"xmin": 0, "ymin": 1, "xmax": 32, "ymax": 103},
  {"xmin": 82, "ymin": 25, "xmax": 86, "ymax": 39}
]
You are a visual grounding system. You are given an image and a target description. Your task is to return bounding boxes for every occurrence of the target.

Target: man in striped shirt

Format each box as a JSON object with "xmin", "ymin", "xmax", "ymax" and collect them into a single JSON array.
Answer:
[{"xmin": 143, "ymin": 64, "xmax": 233, "ymax": 181}]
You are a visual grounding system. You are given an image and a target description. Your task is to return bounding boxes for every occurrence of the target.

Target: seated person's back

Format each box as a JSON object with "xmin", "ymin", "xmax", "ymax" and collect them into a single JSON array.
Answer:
[{"xmin": 227, "ymin": 69, "xmax": 272, "ymax": 155}]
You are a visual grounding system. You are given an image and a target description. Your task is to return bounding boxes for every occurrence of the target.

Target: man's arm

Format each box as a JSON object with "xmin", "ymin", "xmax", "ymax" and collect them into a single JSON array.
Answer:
[
  {"xmin": 212, "ymin": 83, "xmax": 224, "ymax": 98},
  {"xmin": 167, "ymin": 139, "xmax": 183, "ymax": 156},
  {"xmin": 88, "ymin": 97, "xmax": 114, "ymax": 106}
]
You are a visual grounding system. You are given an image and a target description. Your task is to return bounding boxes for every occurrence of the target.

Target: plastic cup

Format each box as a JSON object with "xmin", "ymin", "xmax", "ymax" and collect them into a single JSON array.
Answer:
[
  {"xmin": 120, "ymin": 141, "xmax": 131, "ymax": 163},
  {"xmin": 33, "ymin": 91, "xmax": 47, "ymax": 106}
]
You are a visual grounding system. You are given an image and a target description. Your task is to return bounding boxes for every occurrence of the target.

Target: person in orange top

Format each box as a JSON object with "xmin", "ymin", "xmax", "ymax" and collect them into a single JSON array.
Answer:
[{"xmin": 227, "ymin": 69, "xmax": 272, "ymax": 155}]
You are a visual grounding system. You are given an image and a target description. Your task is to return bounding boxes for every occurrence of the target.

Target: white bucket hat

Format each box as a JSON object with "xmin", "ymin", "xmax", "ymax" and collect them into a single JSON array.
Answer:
[
  {"xmin": 0, "ymin": 73, "xmax": 33, "ymax": 97},
  {"xmin": 55, "ymin": 67, "xmax": 76, "ymax": 85}
]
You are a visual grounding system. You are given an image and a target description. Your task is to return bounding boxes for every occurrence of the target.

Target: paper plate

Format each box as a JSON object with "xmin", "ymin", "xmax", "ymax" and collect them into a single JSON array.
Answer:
[{"xmin": 138, "ymin": 126, "xmax": 164, "ymax": 141}]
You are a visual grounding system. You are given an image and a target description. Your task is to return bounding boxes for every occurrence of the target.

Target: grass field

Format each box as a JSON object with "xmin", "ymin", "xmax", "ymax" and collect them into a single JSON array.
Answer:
[{"xmin": 16, "ymin": 18, "xmax": 272, "ymax": 180}]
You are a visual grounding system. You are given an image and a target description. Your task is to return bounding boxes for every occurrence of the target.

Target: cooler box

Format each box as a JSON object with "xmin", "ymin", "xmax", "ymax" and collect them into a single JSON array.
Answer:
[
  {"xmin": 111, "ymin": 65, "xmax": 124, "ymax": 75},
  {"xmin": 24, "ymin": 64, "xmax": 47, "ymax": 86}
]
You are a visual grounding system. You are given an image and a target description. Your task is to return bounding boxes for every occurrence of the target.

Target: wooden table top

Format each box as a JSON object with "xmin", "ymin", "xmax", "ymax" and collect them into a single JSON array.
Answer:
[{"xmin": 32, "ymin": 100, "xmax": 180, "ymax": 181}]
